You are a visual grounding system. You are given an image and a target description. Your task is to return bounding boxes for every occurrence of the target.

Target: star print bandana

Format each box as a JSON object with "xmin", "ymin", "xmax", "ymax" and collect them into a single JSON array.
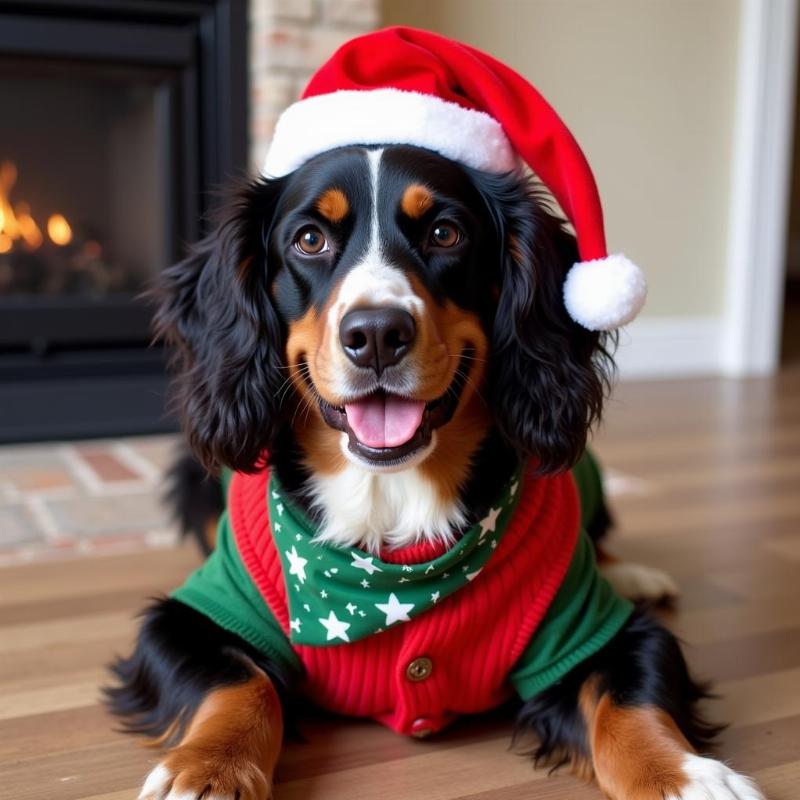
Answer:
[{"xmin": 270, "ymin": 471, "xmax": 523, "ymax": 646}]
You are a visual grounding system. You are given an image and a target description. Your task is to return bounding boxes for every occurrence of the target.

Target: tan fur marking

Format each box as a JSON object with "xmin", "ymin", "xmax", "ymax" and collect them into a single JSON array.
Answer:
[
  {"xmin": 579, "ymin": 680, "xmax": 692, "ymax": 800},
  {"xmin": 406, "ymin": 274, "xmax": 491, "ymax": 509},
  {"xmin": 285, "ymin": 298, "xmax": 348, "ymax": 475},
  {"xmin": 154, "ymin": 669, "xmax": 283, "ymax": 800},
  {"xmin": 204, "ymin": 517, "xmax": 219, "ymax": 551},
  {"xmin": 316, "ymin": 187, "xmax": 350, "ymax": 223},
  {"xmin": 400, "ymin": 183, "xmax": 434, "ymax": 219}
]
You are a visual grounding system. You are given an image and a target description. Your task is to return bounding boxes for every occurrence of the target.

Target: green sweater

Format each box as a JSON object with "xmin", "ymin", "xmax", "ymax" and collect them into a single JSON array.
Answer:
[{"xmin": 174, "ymin": 450, "xmax": 631, "ymax": 699}]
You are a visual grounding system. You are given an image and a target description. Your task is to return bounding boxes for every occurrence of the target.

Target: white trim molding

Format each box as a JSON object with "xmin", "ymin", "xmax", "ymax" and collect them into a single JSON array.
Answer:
[
  {"xmin": 614, "ymin": 317, "xmax": 724, "ymax": 380},
  {"xmin": 722, "ymin": 0, "xmax": 799, "ymax": 376}
]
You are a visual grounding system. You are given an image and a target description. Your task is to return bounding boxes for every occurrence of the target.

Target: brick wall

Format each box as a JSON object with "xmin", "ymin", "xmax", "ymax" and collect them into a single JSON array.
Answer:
[{"xmin": 249, "ymin": 0, "xmax": 380, "ymax": 173}]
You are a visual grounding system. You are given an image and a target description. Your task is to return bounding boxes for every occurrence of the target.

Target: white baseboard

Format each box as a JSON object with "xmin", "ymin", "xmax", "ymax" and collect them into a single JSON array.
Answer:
[{"xmin": 613, "ymin": 316, "xmax": 724, "ymax": 380}]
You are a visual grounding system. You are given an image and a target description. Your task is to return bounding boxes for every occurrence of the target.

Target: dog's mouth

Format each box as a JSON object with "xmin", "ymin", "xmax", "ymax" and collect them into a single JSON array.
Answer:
[{"xmin": 315, "ymin": 351, "xmax": 471, "ymax": 465}]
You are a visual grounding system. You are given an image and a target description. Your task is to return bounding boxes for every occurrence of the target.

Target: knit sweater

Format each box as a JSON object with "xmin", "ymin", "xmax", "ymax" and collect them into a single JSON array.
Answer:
[{"xmin": 173, "ymin": 452, "xmax": 632, "ymax": 737}]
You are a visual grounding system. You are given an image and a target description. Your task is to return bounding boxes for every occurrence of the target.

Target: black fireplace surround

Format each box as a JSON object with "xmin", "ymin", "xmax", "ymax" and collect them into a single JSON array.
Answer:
[{"xmin": 0, "ymin": 0, "xmax": 248, "ymax": 441}]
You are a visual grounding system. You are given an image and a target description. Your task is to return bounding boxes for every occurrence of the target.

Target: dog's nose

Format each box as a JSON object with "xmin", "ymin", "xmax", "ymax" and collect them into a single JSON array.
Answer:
[{"xmin": 339, "ymin": 307, "xmax": 416, "ymax": 374}]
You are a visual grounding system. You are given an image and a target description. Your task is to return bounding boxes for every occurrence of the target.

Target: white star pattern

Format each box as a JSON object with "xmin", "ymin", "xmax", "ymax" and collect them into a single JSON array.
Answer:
[
  {"xmin": 491, "ymin": 539, "xmax": 498, "ymax": 549},
  {"xmin": 350, "ymin": 552, "xmax": 383, "ymax": 575},
  {"xmin": 398, "ymin": 577, "xmax": 409, "ymax": 583},
  {"xmin": 346, "ymin": 602, "xmax": 357, "ymax": 615},
  {"xmin": 318, "ymin": 610, "xmax": 350, "ymax": 642},
  {"xmin": 358, "ymin": 610, "xmax": 366, "ymax": 617},
  {"xmin": 360, "ymin": 579, "xmax": 370, "ymax": 588},
  {"xmin": 431, "ymin": 590, "xmax": 440, "ymax": 603},
  {"xmin": 466, "ymin": 568, "xmax": 483, "ymax": 582},
  {"xmin": 290, "ymin": 618, "xmax": 302, "ymax": 633},
  {"xmin": 303, "ymin": 603, "xmax": 311, "ymax": 612},
  {"xmin": 294, "ymin": 584, "xmax": 300, "ymax": 592},
  {"xmin": 375, "ymin": 592, "xmax": 415, "ymax": 626},
  {"xmin": 442, "ymin": 572, "xmax": 450, "ymax": 579},
  {"xmin": 462, "ymin": 564, "xmax": 470, "ymax": 572},
  {"xmin": 273, "ymin": 522, "xmax": 281, "ymax": 533},
  {"xmin": 510, "ymin": 480, "xmax": 519, "ymax": 497},
  {"xmin": 425, "ymin": 564, "xmax": 435, "ymax": 574},
  {"xmin": 320, "ymin": 589, "xmax": 328, "ymax": 599},
  {"xmin": 479, "ymin": 507, "xmax": 501, "ymax": 539},
  {"xmin": 285, "ymin": 546, "xmax": 308, "ymax": 584},
  {"xmin": 402, "ymin": 565, "xmax": 413, "ymax": 572},
  {"xmin": 276, "ymin": 503, "xmax": 284, "ymax": 516},
  {"xmin": 272, "ymin": 490, "xmax": 280, "ymax": 499}
]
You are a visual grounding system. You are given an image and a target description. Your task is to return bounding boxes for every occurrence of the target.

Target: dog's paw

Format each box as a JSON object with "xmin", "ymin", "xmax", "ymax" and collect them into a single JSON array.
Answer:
[
  {"xmin": 665, "ymin": 755, "xmax": 765, "ymax": 800},
  {"xmin": 138, "ymin": 749, "xmax": 271, "ymax": 800},
  {"xmin": 599, "ymin": 561, "xmax": 679, "ymax": 602}
]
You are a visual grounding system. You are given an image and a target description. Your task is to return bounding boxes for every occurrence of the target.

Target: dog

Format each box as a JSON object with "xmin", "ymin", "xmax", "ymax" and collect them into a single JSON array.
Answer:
[
  {"xmin": 105, "ymin": 141, "xmax": 763, "ymax": 800},
  {"xmin": 106, "ymin": 25, "xmax": 765, "ymax": 800}
]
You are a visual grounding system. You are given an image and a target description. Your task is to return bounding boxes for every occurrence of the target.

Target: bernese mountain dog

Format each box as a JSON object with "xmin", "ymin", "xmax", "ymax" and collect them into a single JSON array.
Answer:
[{"xmin": 105, "ymin": 26, "xmax": 764, "ymax": 800}]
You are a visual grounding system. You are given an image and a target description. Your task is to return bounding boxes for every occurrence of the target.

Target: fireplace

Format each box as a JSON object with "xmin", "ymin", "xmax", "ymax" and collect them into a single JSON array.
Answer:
[{"xmin": 0, "ymin": 0, "xmax": 247, "ymax": 442}]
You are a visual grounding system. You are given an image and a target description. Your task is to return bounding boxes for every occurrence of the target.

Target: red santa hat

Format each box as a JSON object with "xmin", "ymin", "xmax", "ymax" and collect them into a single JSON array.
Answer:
[{"xmin": 263, "ymin": 26, "xmax": 646, "ymax": 331}]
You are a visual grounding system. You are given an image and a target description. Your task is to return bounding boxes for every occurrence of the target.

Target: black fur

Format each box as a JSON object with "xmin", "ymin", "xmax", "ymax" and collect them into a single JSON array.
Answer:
[
  {"xmin": 513, "ymin": 610, "xmax": 722, "ymax": 770},
  {"xmin": 468, "ymin": 170, "xmax": 615, "ymax": 474},
  {"xmin": 165, "ymin": 451, "xmax": 224, "ymax": 555},
  {"xmin": 153, "ymin": 176, "xmax": 289, "ymax": 474},
  {"xmin": 105, "ymin": 598, "xmax": 294, "ymax": 745}
]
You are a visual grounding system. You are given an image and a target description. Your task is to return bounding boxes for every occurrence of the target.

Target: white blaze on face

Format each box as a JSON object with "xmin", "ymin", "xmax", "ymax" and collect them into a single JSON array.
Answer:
[
  {"xmin": 307, "ymin": 149, "xmax": 465, "ymax": 548},
  {"xmin": 327, "ymin": 149, "xmax": 425, "ymax": 347}
]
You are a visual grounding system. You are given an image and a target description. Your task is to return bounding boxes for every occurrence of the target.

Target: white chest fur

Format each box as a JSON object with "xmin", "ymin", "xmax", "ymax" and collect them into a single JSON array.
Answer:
[{"xmin": 306, "ymin": 462, "xmax": 466, "ymax": 553}]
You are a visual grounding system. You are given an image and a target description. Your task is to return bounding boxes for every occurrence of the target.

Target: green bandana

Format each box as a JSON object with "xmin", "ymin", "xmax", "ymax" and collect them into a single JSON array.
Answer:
[{"xmin": 270, "ymin": 470, "xmax": 523, "ymax": 646}]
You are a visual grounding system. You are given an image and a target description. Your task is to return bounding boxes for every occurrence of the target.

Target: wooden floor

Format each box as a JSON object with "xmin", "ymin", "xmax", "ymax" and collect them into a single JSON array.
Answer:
[{"xmin": 2, "ymin": 370, "xmax": 800, "ymax": 800}]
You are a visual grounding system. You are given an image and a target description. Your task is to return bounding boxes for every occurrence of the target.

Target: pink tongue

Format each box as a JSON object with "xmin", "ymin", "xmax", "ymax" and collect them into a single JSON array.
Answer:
[{"xmin": 344, "ymin": 394, "xmax": 426, "ymax": 449}]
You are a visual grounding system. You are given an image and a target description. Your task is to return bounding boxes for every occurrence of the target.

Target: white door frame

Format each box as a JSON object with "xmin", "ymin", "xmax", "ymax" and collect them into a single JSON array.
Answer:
[{"xmin": 722, "ymin": 0, "xmax": 799, "ymax": 376}]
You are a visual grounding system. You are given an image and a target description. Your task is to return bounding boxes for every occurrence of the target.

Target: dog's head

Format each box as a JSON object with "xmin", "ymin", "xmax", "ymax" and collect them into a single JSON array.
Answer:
[{"xmin": 156, "ymin": 145, "xmax": 612, "ymax": 538}]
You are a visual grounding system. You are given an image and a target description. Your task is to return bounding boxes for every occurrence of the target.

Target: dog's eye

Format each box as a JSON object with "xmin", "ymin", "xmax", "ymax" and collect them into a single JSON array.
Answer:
[
  {"xmin": 294, "ymin": 226, "xmax": 329, "ymax": 255},
  {"xmin": 430, "ymin": 222, "xmax": 461, "ymax": 248}
]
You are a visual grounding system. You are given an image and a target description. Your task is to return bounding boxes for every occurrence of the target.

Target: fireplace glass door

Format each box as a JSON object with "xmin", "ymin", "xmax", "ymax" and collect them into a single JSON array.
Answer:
[{"xmin": 0, "ymin": 59, "xmax": 173, "ymax": 349}]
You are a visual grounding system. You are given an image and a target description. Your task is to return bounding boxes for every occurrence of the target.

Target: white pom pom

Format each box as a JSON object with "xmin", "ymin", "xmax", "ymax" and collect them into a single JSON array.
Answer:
[{"xmin": 563, "ymin": 254, "xmax": 647, "ymax": 331}]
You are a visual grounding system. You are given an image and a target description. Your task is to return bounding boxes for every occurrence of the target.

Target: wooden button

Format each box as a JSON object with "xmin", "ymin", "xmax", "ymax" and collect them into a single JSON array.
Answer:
[
  {"xmin": 410, "ymin": 718, "xmax": 434, "ymax": 738},
  {"xmin": 406, "ymin": 656, "xmax": 433, "ymax": 682}
]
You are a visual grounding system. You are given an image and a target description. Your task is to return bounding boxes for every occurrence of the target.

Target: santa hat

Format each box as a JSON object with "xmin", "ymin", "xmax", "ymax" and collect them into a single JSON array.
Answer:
[{"xmin": 263, "ymin": 26, "xmax": 646, "ymax": 331}]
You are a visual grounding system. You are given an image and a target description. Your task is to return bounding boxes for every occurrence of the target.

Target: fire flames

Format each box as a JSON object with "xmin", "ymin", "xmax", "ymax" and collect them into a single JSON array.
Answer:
[{"xmin": 0, "ymin": 160, "xmax": 72, "ymax": 255}]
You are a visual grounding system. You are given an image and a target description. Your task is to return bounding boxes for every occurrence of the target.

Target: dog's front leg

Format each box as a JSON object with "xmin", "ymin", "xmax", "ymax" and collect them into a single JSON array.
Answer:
[
  {"xmin": 139, "ymin": 666, "xmax": 283, "ymax": 800},
  {"xmin": 581, "ymin": 685, "xmax": 763, "ymax": 800},
  {"xmin": 516, "ymin": 610, "xmax": 764, "ymax": 800}
]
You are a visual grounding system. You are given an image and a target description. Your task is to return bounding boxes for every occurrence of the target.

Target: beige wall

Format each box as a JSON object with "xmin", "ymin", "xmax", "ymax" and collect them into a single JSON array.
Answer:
[
  {"xmin": 381, "ymin": 0, "xmax": 741, "ymax": 318},
  {"xmin": 786, "ymin": 67, "xmax": 800, "ymax": 279}
]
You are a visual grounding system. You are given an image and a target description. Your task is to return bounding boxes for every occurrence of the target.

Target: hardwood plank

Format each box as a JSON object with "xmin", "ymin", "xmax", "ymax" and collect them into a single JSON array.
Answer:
[
  {"xmin": 0, "ymin": 548, "xmax": 197, "ymax": 607},
  {"xmin": 753, "ymin": 761, "xmax": 800, "ymax": 800}
]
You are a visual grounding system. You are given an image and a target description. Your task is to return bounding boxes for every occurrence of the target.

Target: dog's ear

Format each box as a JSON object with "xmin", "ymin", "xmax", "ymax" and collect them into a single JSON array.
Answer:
[
  {"xmin": 153, "ymin": 177, "xmax": 288, "ymax": 473},
  {"xmin": 481, "ymin": 175, "xmax": 614, "ymax": 473}
]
